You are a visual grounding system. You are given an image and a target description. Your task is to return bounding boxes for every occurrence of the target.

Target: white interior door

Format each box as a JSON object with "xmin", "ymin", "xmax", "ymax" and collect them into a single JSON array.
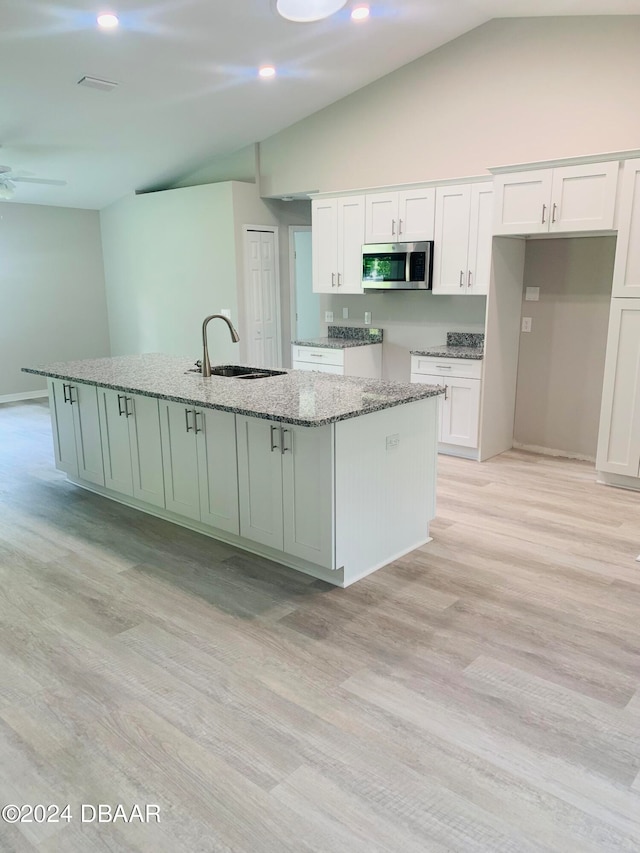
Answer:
[{"xmin": 244, "ymin": 228, "xmax": 281, "ymax": 368}]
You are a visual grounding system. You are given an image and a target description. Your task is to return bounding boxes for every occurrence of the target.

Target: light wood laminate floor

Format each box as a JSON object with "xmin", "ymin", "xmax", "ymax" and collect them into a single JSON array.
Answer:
[{"xmin": 1, "ymin": 399, "xmax": 639, "ymax": 852}]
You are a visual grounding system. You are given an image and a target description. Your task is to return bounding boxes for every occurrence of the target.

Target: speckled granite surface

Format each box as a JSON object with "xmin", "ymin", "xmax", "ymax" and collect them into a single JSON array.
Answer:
[
  {"xmin": 292, "ymin": 326, "xmax": 383, "ymax": 349},
  {"xmin": 412, "ymin": 331, "xmax": 484, "ymax": 360},
  {"xmin": 23, "ymin": 354, "xmax": 443, "ymax": 427}
]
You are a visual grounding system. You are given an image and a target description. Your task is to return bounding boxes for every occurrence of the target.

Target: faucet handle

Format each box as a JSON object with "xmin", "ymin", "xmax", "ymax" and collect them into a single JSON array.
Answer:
[{"xmin": 194, "ymin": 360, "xmax": 202, "ymax": 369}]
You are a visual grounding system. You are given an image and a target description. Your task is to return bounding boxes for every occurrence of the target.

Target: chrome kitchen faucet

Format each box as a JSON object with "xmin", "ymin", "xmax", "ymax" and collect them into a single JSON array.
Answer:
[{"xmin": 201, "ymin": 314, "xmax": 240, "ymax": 377}]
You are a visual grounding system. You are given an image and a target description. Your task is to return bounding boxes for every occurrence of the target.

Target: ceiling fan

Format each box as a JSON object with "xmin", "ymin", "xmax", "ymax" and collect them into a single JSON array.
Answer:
[{"xmin": 0, "ymin": 165, "xmax": 67, "ymax": 200}]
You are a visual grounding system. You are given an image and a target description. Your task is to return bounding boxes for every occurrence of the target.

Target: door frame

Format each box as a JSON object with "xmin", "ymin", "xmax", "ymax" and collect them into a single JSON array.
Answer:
[
  {"xmin": 242, "ymin": 225, "xmax": 282, "ymax": 368},
  {"xmin": 288, "ymin": 225, "xmax": 312, "ymax": 345}
]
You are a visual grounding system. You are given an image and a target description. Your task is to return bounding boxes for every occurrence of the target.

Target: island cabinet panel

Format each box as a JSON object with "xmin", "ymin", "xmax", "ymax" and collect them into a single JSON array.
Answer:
[
  {"xmin": 236, "ymin": 416, "xmax": 284, "ymax": 551},
  {"xmin": 49, "ymin": 379, "xmax": 104, "ymax": 486},
  {"xmin": 160, "ymin": 402, "xmax": 239, "ymax": 533},
  {"xmin": 237, "ymin": 416, "xmax": 335, "ymax": 569},
  {"xmin": 334, "ymin": 398, "xmax": 438, "ymax": 584},
  {"xmin": 98, "ymin": 390, "xmax": 165, "ymax": 508}
]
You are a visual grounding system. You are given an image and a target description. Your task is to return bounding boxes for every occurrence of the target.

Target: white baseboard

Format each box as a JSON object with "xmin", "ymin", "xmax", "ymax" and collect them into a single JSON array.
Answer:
[
  {"xmin": 512, "ymin": 441, "xmax": 595, "ymax": 463},
  {"xmin": 0, "ymin": 390, "xmax": 48, "ymax": 404}
]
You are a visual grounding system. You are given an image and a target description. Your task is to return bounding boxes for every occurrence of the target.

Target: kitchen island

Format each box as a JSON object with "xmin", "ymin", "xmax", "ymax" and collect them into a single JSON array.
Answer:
[{"xmin": 23, "ymin": 354, "xmax": 443, "ymax": 587}]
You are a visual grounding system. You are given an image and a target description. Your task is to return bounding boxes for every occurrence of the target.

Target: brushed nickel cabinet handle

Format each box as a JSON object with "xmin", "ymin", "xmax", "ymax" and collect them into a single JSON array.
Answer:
[
  {"xmin": 117, "ymin": 394, "xmax": 125, "ymax": 416},
  {"xmin": 398, "ymin": 218, "xmax": 403, "ymax": 235},
  {"xmin": 331, "ymin": 273, "xmax": 336, "ymax": 287},
  {"xmin": 63, "ymin": 383, "xmax": 70, "ymax": 404},
  {"xmin": 194, "ymin": 410, "xmax": 202, "ymax": 434},
  {"xmin": 391, "ymin": 219, "xmax": 396, "ymax": 236},
  {"xmin": 125, "ymin": 397, "xmax": 133, "ymax": 418},
  {"xmin": 542, "ymin": 203, "xmax": 547, "ymax": 224},
  {"xmin": 459, "ymin": 270, "xmax": 464, "ymax": 288},
  {"xmin": 337, "ymin": 272, "xmax": 342, "ymax": 287},
  {"xmin": 281, "ymin": 427, "xmax": 290, "ymax": 454},
  {"xmin": 270, "ymin": 424, "xmax": 279, "ymax": 452},
  {"xmin": 185, "ymin": 408, "xmax": 193, "ymax": 433},
  {"xmin": 444, "ymin": 384, "xmax": 448, "ymax": 401},
  {"xmin": 468, "ymin": 270, "xmax": 473, "ymax": 287},
  {"xmin": 552, "ymin": 202, "xmax": 557, "ymax": 223},
  {"xmin": 68, "ymin": 384, "xmax": 76, "ymax": 405}
]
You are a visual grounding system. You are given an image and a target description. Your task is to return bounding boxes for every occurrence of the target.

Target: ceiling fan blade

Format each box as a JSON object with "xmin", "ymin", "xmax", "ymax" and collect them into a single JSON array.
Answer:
[{"xmin": 10, "ymin": 176, "xmax": 67, "ymax": 186}]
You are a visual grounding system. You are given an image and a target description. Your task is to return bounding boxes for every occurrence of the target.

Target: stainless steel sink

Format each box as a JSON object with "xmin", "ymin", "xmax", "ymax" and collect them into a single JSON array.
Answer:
[{"xmin": 185, "ymin": 364, "xmax": 286, "ymax": 379}]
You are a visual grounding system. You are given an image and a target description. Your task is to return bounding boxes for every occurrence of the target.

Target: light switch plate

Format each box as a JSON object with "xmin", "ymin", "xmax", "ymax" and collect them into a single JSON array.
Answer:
[
  {"xmin": 521, "ymin": 317, "xmax": 532, "ymax": 332},
  {"xmin": 342, "ymin": 307, "xmax": 349, "ymax": 319},
  {"xmin": 525, "ymin": 287, "xmax": 540, "ymax": 302},
  {"xmin": 220, "ymin": 308, "xmax": 231, "ymax": 318},
  {"xmin": 386, "ymin": 434, "xmax": 399, "ymax": 450},
  {"xmin": 325, "ymin": 311, "xmax": 334, "ymax": 322},
  {"xmin": 364, "ymin": 311, "xmax": 371, "ymax": 325}
]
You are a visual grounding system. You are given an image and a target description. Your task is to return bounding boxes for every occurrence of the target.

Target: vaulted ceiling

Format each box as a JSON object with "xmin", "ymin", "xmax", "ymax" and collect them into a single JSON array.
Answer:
[{"xmin": 2, "ymin": 0, "xmax": 640, "ymax": 209}]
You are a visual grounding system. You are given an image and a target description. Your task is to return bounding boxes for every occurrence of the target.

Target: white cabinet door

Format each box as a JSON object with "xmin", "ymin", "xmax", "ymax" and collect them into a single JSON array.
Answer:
[
  {"xmin": 549, "ymin": 161, "xmax": 618, "ymax": 233},
  {"xmin": 397, "ymin": 188, "xmax": 435, "ymax": 241},
  {"xmin": 336, "ymin": 195, "xmax": 365, "ymax": 294},
  {"xmin": 237, "ymin": 416, "xmax": 284, "ymax": 550},
  {"xmin": 596, "ymin": 300, "xmax": 640, "ymax": 478},
  {"xmin": 49, "ymin": 379, "xmax": 79, "ymax": 478},
  {"xmin": 70, "ymin": 382, "xmax": 104, "ymax": 487},
  {"xmin": 467, "ymin": 183, "xmax": 494, "ymax": 295},
  {"xmin": 312, "ymin": 198, "xmax": 338, "ymax": 293},
  {"xmin": 493, "ymin": 169, "xmax": 553, "ymax": 236},
  {"xmin": 612, "ymin": 160, "xmax": 640, "ymax": 298},
  {"xmin": 128, "ymin": 394, "xmax": 165, "ymax": 509},
  {"xmin": 282, "ymin": 424, "xmax": 334, "ymax": 569},
  {"xmin": 99, "ymin": 389, "xmax": 134, "ymax": 496},
  {"xmin": 365, "ymin": 192, "xmax": 398, "ymax": 243},
  {"xmin": 432, "ymin": 184, "xmax": 471, "ymax": 295},
  {"xmin": 197, "ymin": 409, "xmax": 239, "ymax": 534},
  {"xmin": 442, "ymin": 377, "xmax": 481, "ymax": 448},
  {"xmin": 160, "ymin": 401, "xmax": 201, "ymax": 522}
]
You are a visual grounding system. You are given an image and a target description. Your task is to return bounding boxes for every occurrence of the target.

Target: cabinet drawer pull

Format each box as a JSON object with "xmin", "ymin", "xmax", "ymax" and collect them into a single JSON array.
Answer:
[
  {"xmin": 331, "ymin": 273, "xmax": 336, "ymax": 287},
  {"xmin": 117, "ymin": 394, "xmax": 126, "ymax": 416},
  {"xmin": 552, "ymin": 202, "xmax": 557, "ymax": 224},
  {"xmin": 468, "ymin": 270, "xmax": 473, "ymax": 287},
  {"xmin": 185, "ymin": 408, "xmax": 194, "ymax": 433},
  {"xmin": 436, "ymin": 364, "xmax": 452, "ymax": 369},
  {"xmin": 541, "ymin": 203, "xmax": 547, "ymax": 224},
  {"xmin": 125, "ymin": 396, "xmax": 133, "ymax": 418},
  {"xmin": 194, "ymin": 410, "xmax": 202, "ymax": 434},
  {"xmin": 270, "ymin": 424, "xmax": 279, "ymax": 452},
  {"xmin": 63, "ymin": 383, "xmax": 70, "ymax": 404},
  {"xmin": 281, "ymin": 427, "xmax": 290, "ymax": 454},
  {"xmin": 391, "ymin": 219, "xmax": 396, "ymax": 236},
  {"xmin": 337, "ymin": 272, "xmax": 342, "ymax": 287},
  {"xmin": 398, "ymin": 218, "xmax": 403, "ymax": 235},
  {"xmin": 459, "ymin": 270, "xmax": 464, "ymax": 287},
  {"xmin": 444, "ymin": 384, "xmax": 448, "ymax": 401},
  {"xmin": 67, "ymin": 384, "xmax": 76, "ymax": 405}
]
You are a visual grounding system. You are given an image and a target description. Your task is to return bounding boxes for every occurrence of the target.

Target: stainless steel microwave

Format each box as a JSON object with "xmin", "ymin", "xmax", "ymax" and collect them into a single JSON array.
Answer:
[{"xmin": 362, "ymin": 241, "xmax": 433, "ymax": 291}]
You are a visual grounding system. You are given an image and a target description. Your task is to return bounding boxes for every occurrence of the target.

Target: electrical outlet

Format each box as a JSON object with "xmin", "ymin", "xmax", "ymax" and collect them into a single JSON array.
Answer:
[
  {"xmin": 325, "ymin": 311, "xmax": 334, "ymax": 323},
  {"xmin": 521, "ymin": 317, "xmax": 532, "ymax": 333},
  {"xmin": 386, "ymin": 434, "xmax": 400, "ymax": 450},
  {"xmin": 342, "ymin": 307, "xmax": 349, "ymax": 320},
  {"xmin": 220, "ymin": 308, "xmax": 231, "ymax": 319},
  {"xmin": 364, "ymin": 311, "xmax": 371, "ymax": 325},
  {"xmin": 525, "ymin": 287, "xmax": 540, "ymax": 302}
]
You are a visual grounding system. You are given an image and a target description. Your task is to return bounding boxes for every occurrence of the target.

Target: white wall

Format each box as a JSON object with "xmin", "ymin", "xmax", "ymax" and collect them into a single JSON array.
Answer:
[
  {"xmin": 259, "ymin": 16, "xmax": 640, "ymax": 197},
  {"xmin": 100, "ymin": 182, "xmax": 311, "ymax": 365},
  {"xmin": 0, "ymin": 203, "xmax": 109, "ymax": 399},
  {"xmin": 513, "ymin": 237, "xmax": 615, "ymax": 459}
]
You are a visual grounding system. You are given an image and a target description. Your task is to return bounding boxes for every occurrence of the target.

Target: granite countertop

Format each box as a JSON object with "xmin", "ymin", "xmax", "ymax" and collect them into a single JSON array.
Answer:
[
  {"xmin": 410, "ymin": 345, "xmax": 484, "ymax": 360},
  {"xmin": 292, "ymin": 325, "xmax": 383, "ymax": 349},
  {"xmin": 23, "ymin": 354, "xmax": 443, "ymax": 428},
  {"xmin": 411, "ymin": 331, "xmax": 484, "ymax": 360}
]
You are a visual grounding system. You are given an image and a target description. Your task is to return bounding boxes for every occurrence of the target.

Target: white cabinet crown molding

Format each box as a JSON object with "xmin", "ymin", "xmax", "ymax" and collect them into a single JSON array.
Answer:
[
  {"xmin": 488, "ymin": 149, "xmax": 640, "ymax": 175},
  {"xmin": 310, "ymin": 174, "xmax": 493, "ymax": 200}
]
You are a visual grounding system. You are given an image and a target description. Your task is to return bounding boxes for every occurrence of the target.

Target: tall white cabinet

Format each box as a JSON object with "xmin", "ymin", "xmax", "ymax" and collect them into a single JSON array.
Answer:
[
  {"xmin": 312, "ymin": 196, "xmax": 365, "ymax": 294},
  {"xmin": 611, "ymin": 159, "xmax": 640, "ymax": 298}
]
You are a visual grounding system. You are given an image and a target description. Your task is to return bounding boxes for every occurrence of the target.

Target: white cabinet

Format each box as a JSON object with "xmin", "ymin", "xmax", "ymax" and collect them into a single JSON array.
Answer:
[
  {"xmin": 160, "ymin": 401, "xmax": 239, "ymax": 533},
  {"xmin": 411, "ymin": 356, "xmax": 482, "ymax": 453},
  {"xmin": 49, "ymin": 379, "xmax": 104, "ymax": 486},
  {"xmin": 493, "ymin": 161, "xmax": 619, "ymax": 235},
  {"xmin": 596, "ymin": 300, "xmax": 640, "ymax": 479},
  {"xmin": 432, "ymin": 182, "xmax": 493, "ymax": 296},
  {"xmin": 236, "ymin": 416, "xmax": 334, "ymax": 569},
  {"xmin": 98, "ymin": 389, "xmax": 165, "ymax": 508},
  {"xmin": 312, "ymin": 196, "xmax": 365, "ymax": 294},
  {"xmin": 612, "ymin": 159, "xmax": 640, "ymax": 298},
  {"xmin": 291, "ymin": 343, "xmax": 382, "ymax": 379},
  {"xmin": 365, "ymin": 188, "xmax": 435, "ymax": 243}
]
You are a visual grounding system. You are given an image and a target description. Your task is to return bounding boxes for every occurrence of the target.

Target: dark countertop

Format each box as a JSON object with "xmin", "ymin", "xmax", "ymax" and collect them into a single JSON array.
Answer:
[{"xmin": 24, "ymin": 354, "xmax": 443, "ymax": 428}]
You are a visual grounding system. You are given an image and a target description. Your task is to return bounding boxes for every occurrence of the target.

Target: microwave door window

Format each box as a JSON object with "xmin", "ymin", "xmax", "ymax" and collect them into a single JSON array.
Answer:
[{"xmin": 362, "ymin": 253, "xmax": 407, "ymax": 281}]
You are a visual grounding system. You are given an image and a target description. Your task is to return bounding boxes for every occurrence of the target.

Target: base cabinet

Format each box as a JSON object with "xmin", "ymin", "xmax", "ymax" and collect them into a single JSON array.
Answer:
[
  {"xmin": 596, "ymin": 300, "xmax": 640, "ymax": 479},
  {"xmin": 49, "ymin": 379, "xmax": 104, "ymax": 486},
  {"xmin": 98, "ymin": 389, "xmax": 165, "ymax": 508},
  {"xmin": 236, "ymin": 416, "xmax": 334, "ymax": 569},
  {"xmin": 160, "ymin": 402, "xmax": 239, "ymax": 533},
  {"xmin": 291, "ymin": 344, "xmax": 382, "ymax": 378},
  {"xmin": 411, "ymin": 357, "xmax": 482, "ymax": 453}
]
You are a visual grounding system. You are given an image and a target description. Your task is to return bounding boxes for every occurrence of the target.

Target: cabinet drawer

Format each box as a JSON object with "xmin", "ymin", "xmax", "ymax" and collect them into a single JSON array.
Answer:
[
  {"xmin": 411, "ymin": 356, "xmax": 482, "ymax": 380},
  {"xmin": 293, "ymin": 361, "xmax": 343, "ymax": 375},
  {"xmin": 292, "ymin": 346, "xmax": 344, "ymax": 367}
]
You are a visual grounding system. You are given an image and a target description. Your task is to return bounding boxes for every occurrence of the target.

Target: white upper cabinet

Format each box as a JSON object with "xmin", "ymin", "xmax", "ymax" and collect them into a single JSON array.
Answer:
[
  {"xmin": 432, "ymin": 182, "xmax": 493, "ymax": 295},
  {"xmin": 493, "ymin": 161, "xmax": 619, "ymax": 235},
  {"xmin": 365, "ymin": 188, "xmax": 435, "ymax": 243},
  {"xmin": 312, "ymin": 196, "xmax": 364, "ymax": 294},
  {"xmin": 612, "ymin": 159, "xmax": 640, "ymax": 298}
]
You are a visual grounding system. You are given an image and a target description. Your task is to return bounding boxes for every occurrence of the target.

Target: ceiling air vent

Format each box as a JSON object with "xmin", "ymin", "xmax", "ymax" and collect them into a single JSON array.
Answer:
[{"xmin": 77, "ymin": 76, "xmax": 118, "ymax": 92}]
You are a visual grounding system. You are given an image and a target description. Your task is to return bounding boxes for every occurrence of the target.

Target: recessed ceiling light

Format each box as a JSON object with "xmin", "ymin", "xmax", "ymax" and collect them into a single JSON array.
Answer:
[
  {"xmin": 259, "ymin": 65, "xmax": 276, "ymax": 79},
  {"xmin": 351, "ymin": 5, "xmax": 370, "ymax": 20},
  {"xmin": 276, "ymin": 0, "xmax": 347, "ymax": 23},
  {"xmin": 97, "ymin": 13, "xmax": 119, "ymax": 28}
]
